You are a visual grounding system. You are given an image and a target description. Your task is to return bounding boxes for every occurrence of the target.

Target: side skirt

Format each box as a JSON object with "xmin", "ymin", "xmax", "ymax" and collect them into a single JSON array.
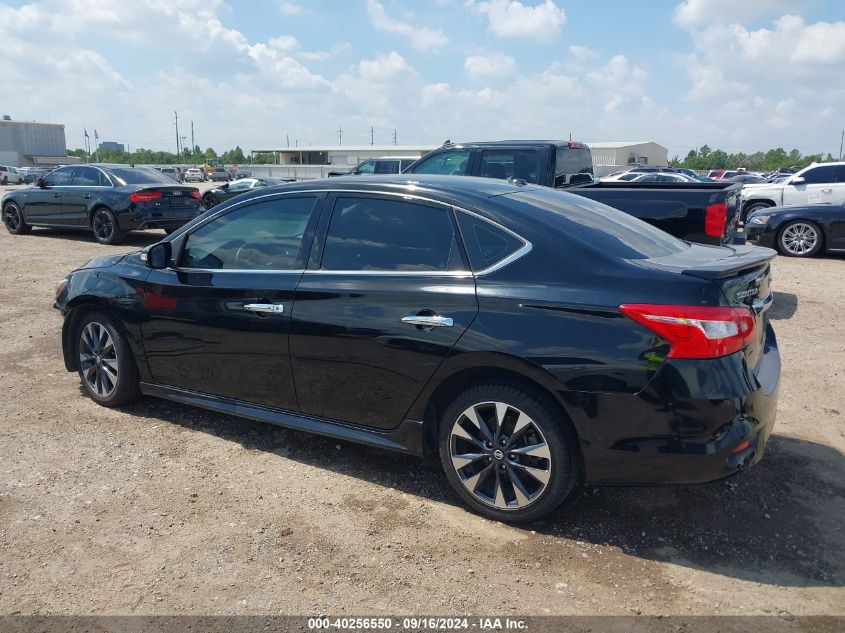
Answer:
[{"xmin": 140, "ymin": 382, "xmax": 425, "ymax": 455}]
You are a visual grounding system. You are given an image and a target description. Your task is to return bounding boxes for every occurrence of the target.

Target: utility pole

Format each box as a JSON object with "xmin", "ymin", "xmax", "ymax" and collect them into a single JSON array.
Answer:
[
  {"xmin": 370, "ymin": 126, "xmax": 374, "ymax": 146},
  {"xmin": 392, "ymin": 129, "xmax": 397, "ymax": 145},
  {"xmin": 190, "ymin": 121, "xmax": 195, "ymax": 156},
  {"xmin": 840, "ymin": 130, "xmax": 844, "ymax": 160},
  {"xmin": 337, "ymin": 125, "xmax": 343, "ymax": 146},
  {"xmin": 181, "ymin": 136, "xmax": 187, "ymax": 158},
  {"xmin": 174, "ymin": 111, "xmax": 180, "ymax": 157},
  {"xmin": 286, "ymin": 134, "xmax": 290, "ymax": 148}
]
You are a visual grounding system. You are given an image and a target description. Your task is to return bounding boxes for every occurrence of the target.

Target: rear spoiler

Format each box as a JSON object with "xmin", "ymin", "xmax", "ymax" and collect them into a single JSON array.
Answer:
[{"xmin": 681, "ymin": 245, "xmax": 776, "ymax": 280}]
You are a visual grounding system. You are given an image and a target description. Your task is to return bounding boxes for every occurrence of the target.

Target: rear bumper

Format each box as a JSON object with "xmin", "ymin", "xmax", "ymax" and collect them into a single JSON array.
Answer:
[
  {"xmin": 573, "ymin": 323, "xmax": 781, "ymax": 485},
  {"xmin": 118, "ymin": 208, "xmax": 203, "ymax": 231}
]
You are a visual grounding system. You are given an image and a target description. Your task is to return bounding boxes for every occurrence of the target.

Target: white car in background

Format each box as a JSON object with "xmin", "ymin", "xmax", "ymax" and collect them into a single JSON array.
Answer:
[
  {"xmin": 184, "ymin": 167, "xmax": 206, "ymax": 183},
  {"xmin": 0, "ymin": 165, "xmax": 24, "ymax": 185},
  {"xmin": 741, "ymin": 161, "xmax": 845, "ymax": 218}
]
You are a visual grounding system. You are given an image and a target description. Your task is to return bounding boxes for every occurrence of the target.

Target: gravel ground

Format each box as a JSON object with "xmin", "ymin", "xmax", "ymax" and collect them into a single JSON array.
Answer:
[{"xmin": 0, "ymin": 190, "xmax": 843, "ymax": 616}]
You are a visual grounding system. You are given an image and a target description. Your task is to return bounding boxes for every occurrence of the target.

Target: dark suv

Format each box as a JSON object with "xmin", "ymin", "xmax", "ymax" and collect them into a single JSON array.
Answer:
[
  {"xmin": 54, "ymin": 175, "xmax": 780, "ymax": 522},
  {"xmin": 405, "ymin": 140, "xmax": 594, "ymax": 187}
]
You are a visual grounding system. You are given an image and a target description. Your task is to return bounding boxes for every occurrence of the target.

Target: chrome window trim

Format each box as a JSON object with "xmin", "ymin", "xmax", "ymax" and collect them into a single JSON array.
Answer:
[
  {"xmin": 172, "ymin": 268, "xmax": 306, "ymax": 274},
  {"xmin": 175, "ymin": 187, "xmax": 532, "ymax": 277}
]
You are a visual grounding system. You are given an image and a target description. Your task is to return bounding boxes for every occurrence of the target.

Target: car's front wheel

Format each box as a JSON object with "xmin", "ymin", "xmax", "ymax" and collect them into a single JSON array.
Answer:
[
  {"xmin": 75, "ymin": 311, "xmax": 141, "ymax": 407},
  {"xmin": 777, "ymin": 220, "xmax": 823, "ymax": 257},
  {"xmin": 3, "ymin": 202, "xmax": 31, "ymax": 235},
  {"xmin": 438, "ymin": 382, "xmax": 579, "ymax": 523}
]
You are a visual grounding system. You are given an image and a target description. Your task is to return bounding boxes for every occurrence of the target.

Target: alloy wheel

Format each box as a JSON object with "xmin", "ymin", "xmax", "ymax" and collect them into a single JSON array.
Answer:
[
  {"xmin": 3, "ymin": 205, "xmax": 21, "ymax": 231},
  {"xmin": 449, "ymin": 401, "xmax": 552, "ymax": 509},
  {"xmin": 93, "ymin": 210, "xmax": 114, "ymax": 241},
  {"xmin": 79, "ymin": 322, "xmax": 118, "ymax": 398},
  {"xmin": 781, "ymin": 222, "xmax": 818, "ymax": 255}
]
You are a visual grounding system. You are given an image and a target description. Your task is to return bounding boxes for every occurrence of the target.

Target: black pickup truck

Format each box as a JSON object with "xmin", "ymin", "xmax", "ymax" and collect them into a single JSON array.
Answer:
[{"xmin": 405, "ymin": 141, "xmax": 742, "ymax": 246}]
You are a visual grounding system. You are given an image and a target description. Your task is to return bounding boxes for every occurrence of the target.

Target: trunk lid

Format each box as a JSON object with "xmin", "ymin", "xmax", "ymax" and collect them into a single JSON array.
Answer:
[
  {"xmin": 130, "ymin": 185, "xmax": 200, "ymax": 209},
  {"xmin": 637, "ymin": 243, "xmax": 776, "ymax": 368}
]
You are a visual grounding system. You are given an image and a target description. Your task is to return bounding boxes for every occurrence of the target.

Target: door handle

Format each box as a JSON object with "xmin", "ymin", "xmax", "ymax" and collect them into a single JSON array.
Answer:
[
  {"xmin": 53, "ymin": 193, "xmax": 61, "ymax": 198},
  {"xmin": 84, "ymin": 194, "xmax": 92, "ymax": 198},
  {"xmin": 244, "ymin": 303, "xmax": 285, "ymax": 314},
  {"xmin": 820, "ymin": 188, "xmax": 833, "ymax": 193},
  {"xmin": 401, "ymin": 315, "xmax": 453, "ymax": 328}
]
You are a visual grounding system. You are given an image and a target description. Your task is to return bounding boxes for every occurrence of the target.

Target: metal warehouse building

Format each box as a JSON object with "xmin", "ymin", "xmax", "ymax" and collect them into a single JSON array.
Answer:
[
  {"xmin": 586, "ymin": 141, "xmax": 669, "ymax": 178},
  {"xmin": 0, "ymin": 118, "xmax": 72, "ymax": 167}
]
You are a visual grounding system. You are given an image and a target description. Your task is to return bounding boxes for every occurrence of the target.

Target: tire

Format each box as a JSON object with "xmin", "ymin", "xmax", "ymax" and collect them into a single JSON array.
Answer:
[
  {"xmin": 74, "ymin": 311, "xmax": 141, "ymax": 407},
  {"xmin": 91, "ymin": 207, "xmax": 125, "ymax": 245},
  {"xmin": 202, "ymin": 194, "xmax": 218, "ymax": 210},
  {"xmin": 438, "ymin": 382, "xmax": 579, "ymax": 523},
  {"xmin": 777, "ymin": 220, "xmax": 823, "ymax": 258},
  {"xmin": 3, "ymin": 202, "xmax": 32, "ymax": 235},
  {"xmin": 743, "ymin": 201, "xmax": 773, "ymax": 223}
]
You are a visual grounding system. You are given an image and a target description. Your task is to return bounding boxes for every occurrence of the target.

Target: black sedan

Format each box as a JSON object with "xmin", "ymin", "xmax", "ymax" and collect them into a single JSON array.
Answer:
[
  {"xmin": 201, "ymin": 177, "xmax": 294, "ymax": 209},
  {"xmin": 2, "ymin": 165, "xmax": 203, "ymax": 245},
  {"xmin": 54, "ymin": 176, "xmax": 780, "ymax": 522},
  {"xmin": 746, "ymin": 199, "xmax": 845, "ymax": 257}
]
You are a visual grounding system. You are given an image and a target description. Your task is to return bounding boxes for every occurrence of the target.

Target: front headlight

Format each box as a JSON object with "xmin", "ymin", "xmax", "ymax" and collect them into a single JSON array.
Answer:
[{"xmin": 747, "ymin": 215, "xmax": 770, "ymax": 225}]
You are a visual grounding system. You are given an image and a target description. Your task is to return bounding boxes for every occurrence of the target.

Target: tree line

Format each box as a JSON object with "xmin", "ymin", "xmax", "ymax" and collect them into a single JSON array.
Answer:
[
  {"xmin": 66, "ymin": 145, "xmax": 266, "ymax": 165},
  {"xmin": 670, "ymin": 146, "xmax": 839, "ymax": 172}
]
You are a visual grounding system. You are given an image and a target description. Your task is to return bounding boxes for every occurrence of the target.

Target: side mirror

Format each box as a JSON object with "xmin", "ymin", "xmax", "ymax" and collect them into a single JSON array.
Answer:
[
  {"xmin": 35, "ymin": 177, "xmax": 46, "ymax": 188},
  {"xmin": 220, "ymin": 182, "xmax": 229, "ymax": 190},
  {"xmin": 143, "ymin": 242, "xmax": 172, "ymax": 269},
  {"xmin": 790, "ymin": 176, "xmax": 805, "ymax": 186}
]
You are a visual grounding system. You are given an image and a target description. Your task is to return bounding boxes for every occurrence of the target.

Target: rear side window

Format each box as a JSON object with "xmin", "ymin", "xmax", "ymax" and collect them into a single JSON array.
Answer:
[
  {"xmin": 505, "ymin": 190, "xmax": 687, "ymax": 260},
  {"xmin": 71, "ymin": 166, "xmax": 109, "ymax": 186},
  {"xmin": 181, "ymin": 196, "xmax": 318, "ymax": 270},
  {"xmin": 554, "ymin": 146, "xmax": 594, "ymax": 187},
  {"xmin": 373, "ymin": 160, "xmax": 400, "ymax": 174},
  {"xmin": 456, "ymin": 212, "xmax": 526, "ymax": 272},
  {"xmin": 801, "ymin": 166, "xmax": 837, "ymax": 184},
  {"xmin": 410, "ymin": 150, "xmax": 471, "ymax": 176},
  {"xmin": 479, "ymin": 150, "xmax": 540, "ymax": 183},
  {"xmin": 321, "ymin": 196, "xmax": 463, "ymax": 272}
]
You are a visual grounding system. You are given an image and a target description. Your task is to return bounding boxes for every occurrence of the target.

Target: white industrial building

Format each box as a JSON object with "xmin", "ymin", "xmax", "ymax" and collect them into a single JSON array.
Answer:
[
  {"xmin": 0, "ymin": 118, "xmax": 73, "ymax": 167},
  {"xmin": 249, "ymin": 145, "xmax": 432, "ymax": 179},
  {"xmin": 586, "ymin": 141, "xmax": 669, "ymax": 178}
]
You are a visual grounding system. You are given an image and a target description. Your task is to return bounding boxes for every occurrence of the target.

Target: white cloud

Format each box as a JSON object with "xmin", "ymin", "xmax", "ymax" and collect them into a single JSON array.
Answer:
[
  {"xmin": 464, "ymin": 53, "xmax": 517, "ymax": 81},
  {"xmin": 673, "ymin": 0, "xmax": 793, "ymax": 27},
  {"xmin": 568, "ymin": 45, "xmax": 600, "ymax": 62},
  {"xmin": 586, "ymin": 55, "xmax": 647, "ymax": 113},
  {"xmin": 366, "ymin": 0, "xmax": 448, "ymax": 51},
  {"xmin": 268, "ymin": 35, "xmax": 300, "ymax": 52},
  {"xmin": 476, "ymin": 0, "xmax": 566, "ymax": 42},
  {"xmin": 278, "ymin": 2, "xmax": 303, "ymax": 15}
]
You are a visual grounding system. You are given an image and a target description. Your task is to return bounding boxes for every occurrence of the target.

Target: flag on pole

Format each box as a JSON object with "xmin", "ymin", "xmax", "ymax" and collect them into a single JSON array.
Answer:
[
  {"xmin": 94, "ymin": 129, "xmax": 99, "ymax": 141},
  {"xmin": 84, "ymin": 128, "xmax": 89, "ymax": 139}
]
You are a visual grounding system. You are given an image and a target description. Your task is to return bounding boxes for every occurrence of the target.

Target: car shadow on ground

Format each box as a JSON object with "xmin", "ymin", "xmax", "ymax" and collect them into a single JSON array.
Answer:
[
  {"xmin": 26, "ymin": 227, "xmax": 163, "ymax": 246},
  {"xmin": 770, "ymin": 291, "xmax": 798, "ymax": 320},
  {"xmin": 119, "ymin": 395, "xmax": 844, "ymax": 589}
]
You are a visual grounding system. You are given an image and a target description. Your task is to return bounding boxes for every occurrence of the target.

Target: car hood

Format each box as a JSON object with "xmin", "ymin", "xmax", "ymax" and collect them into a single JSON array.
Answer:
[{"xmin": 75, "ymin": 252, "xmax": 132, "ymax": 271}]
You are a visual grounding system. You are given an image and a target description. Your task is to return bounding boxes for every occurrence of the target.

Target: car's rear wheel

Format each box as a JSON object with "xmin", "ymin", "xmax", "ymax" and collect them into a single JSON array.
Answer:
[
  {"xmin": 91, "ymin": 208, "xmax": 125, "ymax": 245},
  {"xmin": 3, "ymin": 202, "xmax": 31, "ymax": 235},
  {"xmin": 778, "ymin": 220, "xmax": 822, "ymax": 257},
  {"xmin": 75, "ymin": 311, "xmax": 141, "ymax": 407},
  {"xmin": 438, "ymin": 383, "xmax": 579, "ymax": 523},
  {"xmin": 202, "ymin": 194, "xmax": 218, "ymax": 210}
]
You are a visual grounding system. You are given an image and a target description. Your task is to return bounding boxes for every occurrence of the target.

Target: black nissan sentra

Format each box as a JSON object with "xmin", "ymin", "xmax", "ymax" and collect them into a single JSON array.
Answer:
[
  {"xmin": 2, "ymin": 164, "xmax": 203, "ymax": 245},
  {"xmin": 53, "ymin": 176, "xmax": 780, "ymax": 522}
]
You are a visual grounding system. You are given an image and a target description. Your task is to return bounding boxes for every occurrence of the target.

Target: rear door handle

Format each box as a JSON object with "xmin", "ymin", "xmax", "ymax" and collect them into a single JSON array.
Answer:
[
  {"xmin": 244, "ymin": 303, "xmax": 285, "ymax": 314},
  {"xmin": 84, "ymin": 194, "xmax": 92, "ymax": 198},
  {"xmin": 53, "ymin": 193, "xmax": 61, "ymax": 198},
  {"xmin": 401, "ymin": 315, "xmax": 453, "ymax": 328},
  {"xmin": 820, "ymin": 188, "xmax": 833, "ymax": 193}
]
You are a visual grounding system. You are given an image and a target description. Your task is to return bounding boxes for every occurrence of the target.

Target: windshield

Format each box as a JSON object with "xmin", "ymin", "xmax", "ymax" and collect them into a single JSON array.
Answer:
[
  {"xmin": 109, "ymin": 167, "xmax": 179, "ymax": 185},
  {"xmin": 505, "ymin": 189, "xmax": 688, "ymax": 260}
]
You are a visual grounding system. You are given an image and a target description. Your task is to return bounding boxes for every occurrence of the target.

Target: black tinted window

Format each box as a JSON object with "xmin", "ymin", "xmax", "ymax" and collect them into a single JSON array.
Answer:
[
  {"xmin": 109, "ymin": 167, "xmax": 178, "ymax": 185},
  {"xmin": 71, "ymin": 166, "xmax": 109, "ymax": 186},
  {"xmin": 456, "ymin": 212, "xmax": 525, "ymax": 271},
  {"xmin": 410, "ymin": 150, "xmax": 470, "ymax": 176},
  {"xmin": 321, "ymin": 197, "xmax": 463, "ymax": 272},
  {"xmin": 800, "ymin": 166, "xmax": 836, "ymax": 184},
  {"xmin": 43, "ymin": 167, "xmax": 75, "ymax": 186},
  {"xmin": 555, "ymin": 146, "xmax": 594, "ymax": 187},
  {"xmin": 181, "ymin": 196, "xmax": 317, "ymax": 270},
  {"xmin": 479, "ymin": 150, "xmax": 540, "ymax": 183},
  {"xmin": 835, "ymin": 166, "xmax": 845, "ymax": 183},
  {"xmin": 374, "ymin": 160, "xmax": 400, "ymax": 174},
  {"xmin": 506, "ymin": 190, "xmax": 687, "ymax": 260}
]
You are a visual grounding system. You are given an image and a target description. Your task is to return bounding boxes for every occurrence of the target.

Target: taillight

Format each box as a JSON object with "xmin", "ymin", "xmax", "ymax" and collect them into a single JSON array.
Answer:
[
  {"xmin": 190, "ymin": 191, "xmax": 201, "ymax": 200},
  {"xmin": 619, "ymin": 304, "xmax": 755, "ymax": 359},
  {"xmin": 705, "ymin": 203, "xmax": 727, "ymax": 238},
  {"xmin": 130, "ymin": 191, "xmax": 162, "ymax": 203}
]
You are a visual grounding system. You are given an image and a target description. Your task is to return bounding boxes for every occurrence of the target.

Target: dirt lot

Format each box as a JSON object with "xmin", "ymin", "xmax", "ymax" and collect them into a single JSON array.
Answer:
[{"xmin": 0, "ymin": 196, "xmax": 843, "ymax": 617}]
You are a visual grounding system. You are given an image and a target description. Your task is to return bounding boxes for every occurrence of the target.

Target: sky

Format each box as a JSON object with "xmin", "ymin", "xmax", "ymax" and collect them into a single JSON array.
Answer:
[{"xmin": 1, "ymin": 0, "xmax": 844, "ymax": 159}]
